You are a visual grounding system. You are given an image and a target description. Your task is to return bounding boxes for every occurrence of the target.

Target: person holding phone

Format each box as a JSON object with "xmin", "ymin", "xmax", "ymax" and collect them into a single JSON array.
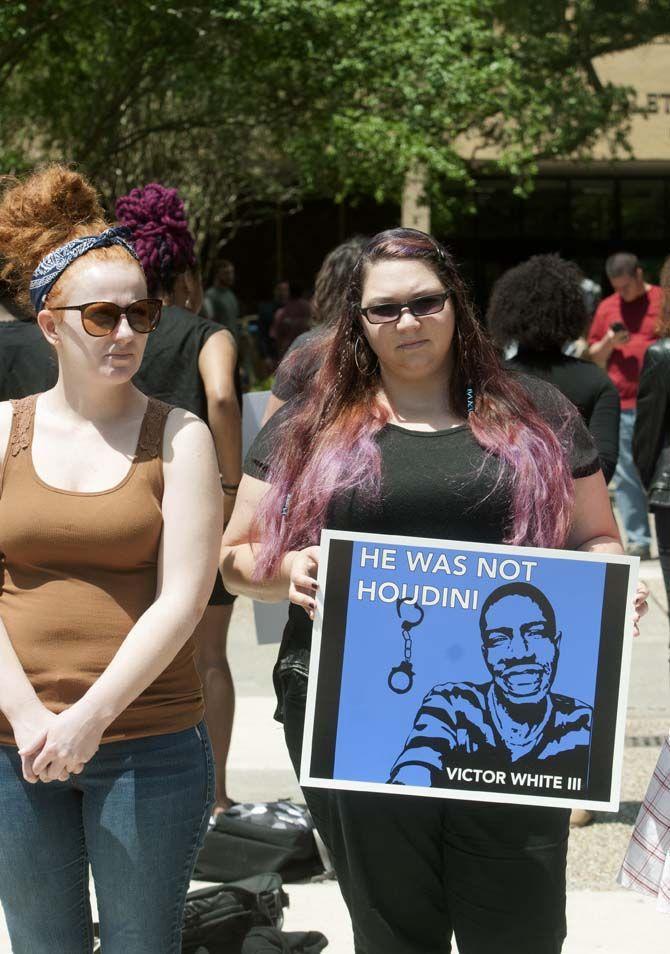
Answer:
[{"xmin": 588, "ymin": 252, "xmax": 662, "ymax": 558}]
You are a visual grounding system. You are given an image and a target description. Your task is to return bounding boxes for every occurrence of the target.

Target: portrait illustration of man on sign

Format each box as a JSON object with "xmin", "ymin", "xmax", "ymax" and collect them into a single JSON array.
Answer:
[{"xmin": 389, "ymin": 582, "xmax": 593, "ymax": 786}]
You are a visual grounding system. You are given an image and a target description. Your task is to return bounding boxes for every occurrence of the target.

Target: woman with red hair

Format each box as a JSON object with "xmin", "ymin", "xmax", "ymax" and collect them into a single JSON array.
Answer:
[
  {"xmin": 0, "ymin": 166, "xmax": 221, "ymax": 952},
  {"xmin": 221, "ymin": 229, "xmax": 645, "ymax": 954}
]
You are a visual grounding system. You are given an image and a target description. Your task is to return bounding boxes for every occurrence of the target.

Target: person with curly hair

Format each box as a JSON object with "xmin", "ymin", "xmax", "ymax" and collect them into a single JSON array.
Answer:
[
  {"xmin": 116, "ymin": 182, "xmax": 242, "ymax": 814},
  {"xmin": 487, "ymin": 254, "xmax": 620, "ymax": 484},
  {"xmin": 0, "ymin": 166, "xmax": 222, "ymax": 951}
]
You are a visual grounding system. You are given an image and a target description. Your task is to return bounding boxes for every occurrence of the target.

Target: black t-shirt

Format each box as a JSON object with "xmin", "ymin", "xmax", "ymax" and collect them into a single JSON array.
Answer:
[
  {"xmin": 245, "ymin": 373, "xmax": 599, "ymax": 663},
  {"xmin": 506, "ymin": 349, "xmax": 620, "ymax": 484},
  {"xmin": 271, "ymin": 328, "xmax": 324, "ymax": 401},
  {"xmin": 133, "ymin": 305, "xmax": 223, "ymax": 423},
  {"xmin": 0, "ymin": 320, "xmax": 58, "ymax": 401}
]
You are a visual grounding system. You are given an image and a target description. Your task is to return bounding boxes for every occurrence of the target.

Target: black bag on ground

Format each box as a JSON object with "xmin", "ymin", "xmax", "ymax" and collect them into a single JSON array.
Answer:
[
  {"xmin": 194, "ymin": 802, "xmax": 324, "ymax": 883},
  {"xmin": 181, "ymin": 872, "xmax": 288, "ymax": 954},
  {"xmin": 241, "ymin": 927, "xmax": 329, "ymax": 953}
]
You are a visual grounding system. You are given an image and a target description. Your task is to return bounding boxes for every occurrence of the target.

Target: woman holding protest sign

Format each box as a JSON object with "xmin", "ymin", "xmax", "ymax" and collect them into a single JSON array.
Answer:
[
  {"xmin": 0, "ymin": 166, "xmax": 222, "ymax": 952},
  {"xmin": 221, "ymin": 228, "xmax": 647, "ymax": 954}
]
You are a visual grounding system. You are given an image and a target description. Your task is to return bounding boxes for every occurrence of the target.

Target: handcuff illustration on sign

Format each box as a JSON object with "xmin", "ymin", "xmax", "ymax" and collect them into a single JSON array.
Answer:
[{"xmin": 387, "ymin": 597, "xmax": 426, "ymax": 694}]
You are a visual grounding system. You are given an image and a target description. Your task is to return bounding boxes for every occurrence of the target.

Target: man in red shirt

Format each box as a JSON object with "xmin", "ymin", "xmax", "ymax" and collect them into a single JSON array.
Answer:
[{"xmin": 588, "ymin": 252, "xmax": 662, "ymax": 558}]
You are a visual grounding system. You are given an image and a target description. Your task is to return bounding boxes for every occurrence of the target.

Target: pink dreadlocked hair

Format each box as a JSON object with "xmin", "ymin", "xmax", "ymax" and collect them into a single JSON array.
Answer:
[{"xmin": 115, "ymin": 183, "xmax": 196, "ymax": 296}]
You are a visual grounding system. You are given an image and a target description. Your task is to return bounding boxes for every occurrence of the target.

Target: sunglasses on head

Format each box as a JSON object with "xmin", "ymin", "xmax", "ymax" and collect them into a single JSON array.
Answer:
[
  {"xmin": 360, "ymin": 292, "xmax": 450, "ymax": 324},
  {"xmin": 49, "ymin": 298, "xmax": 162, "ymax": 337}
]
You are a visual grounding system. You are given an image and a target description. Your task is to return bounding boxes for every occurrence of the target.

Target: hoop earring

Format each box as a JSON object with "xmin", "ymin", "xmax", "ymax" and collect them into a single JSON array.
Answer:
[{"xmin": 354, "ymin": 335, "xmax": 378, "ymax": 375}]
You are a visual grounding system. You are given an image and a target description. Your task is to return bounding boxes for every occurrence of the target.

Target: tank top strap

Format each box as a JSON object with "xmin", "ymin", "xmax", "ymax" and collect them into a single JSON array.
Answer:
[
  {"xmin": 136, "ymin": 397, "xmax": 173, "ymax": 463},
  {"xmin": 9, "ymin": 394, "xmax": 37, "ymax": 458},
  {"xmin": 0, "ymin": 395, "xmax": 37, "ymax": 496}
]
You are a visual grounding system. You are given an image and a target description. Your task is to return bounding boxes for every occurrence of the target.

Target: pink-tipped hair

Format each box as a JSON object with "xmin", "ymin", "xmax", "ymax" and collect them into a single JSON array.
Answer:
[{"xmin": 253, "ymin": 229, "xmax": 576, "ymax": 578}]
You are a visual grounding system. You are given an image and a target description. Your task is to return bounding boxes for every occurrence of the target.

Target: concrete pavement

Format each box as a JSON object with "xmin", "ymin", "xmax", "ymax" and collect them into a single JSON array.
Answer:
[{"xmin": 1, "ymin": 561, "xmax": 668, "ymax": 952}]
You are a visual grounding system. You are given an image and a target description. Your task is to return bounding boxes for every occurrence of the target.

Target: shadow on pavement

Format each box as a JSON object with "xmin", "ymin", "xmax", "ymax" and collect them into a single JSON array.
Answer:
[{"xmin": 592, "ymin": 801, "xmax": 641, "ymax": 825}]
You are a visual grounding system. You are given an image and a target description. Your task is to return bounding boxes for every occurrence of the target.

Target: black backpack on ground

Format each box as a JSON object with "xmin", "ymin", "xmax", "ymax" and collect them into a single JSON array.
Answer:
[
  {"xmin": 194, "ymin": 802, "xmax": 326, "ymax": 884},
  {"xmin": 181, "ymin": 872, "xmax": 287, "ymax": 953},
  {"xmin": 94, "ymin": 872, "xmax": 327, "ymax": 954}
]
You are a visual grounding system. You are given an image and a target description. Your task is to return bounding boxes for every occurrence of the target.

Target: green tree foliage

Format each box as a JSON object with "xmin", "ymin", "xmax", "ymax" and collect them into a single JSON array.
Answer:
[{"xmin": 1, "ymin": 0, "xmax": 669, "ymax": 251}]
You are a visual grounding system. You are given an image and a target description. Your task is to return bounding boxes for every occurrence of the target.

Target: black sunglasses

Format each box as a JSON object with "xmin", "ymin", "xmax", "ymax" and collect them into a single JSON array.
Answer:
[
  {"xmin": 50, "ymin": 298, "xmax": 162, "ymax": 337},
  {"xmin": 360, "ymin": 292, "xmax": 450, "ymax": 324}
]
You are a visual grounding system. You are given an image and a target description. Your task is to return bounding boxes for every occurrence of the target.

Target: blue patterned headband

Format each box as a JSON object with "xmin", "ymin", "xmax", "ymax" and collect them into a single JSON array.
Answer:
[{"xmin": 29, "ymin": 226, "xmax": 140, "ymax": 313}]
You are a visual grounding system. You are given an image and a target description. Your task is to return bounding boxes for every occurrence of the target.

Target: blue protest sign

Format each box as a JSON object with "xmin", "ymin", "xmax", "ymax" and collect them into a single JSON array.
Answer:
[{"xmin": 300, "ymin": 530, "xmax": 638, "ymax": 810}]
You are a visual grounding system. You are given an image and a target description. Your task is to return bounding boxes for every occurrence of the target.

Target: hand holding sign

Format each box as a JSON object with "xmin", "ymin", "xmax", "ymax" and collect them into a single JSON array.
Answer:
[
  {"xmin": 287, "ymin": 545, "xmax": 320, "ymax": 620},
  {"xmin": 633, "ymin": 581, "xmax": 649, "ymax": 637}
]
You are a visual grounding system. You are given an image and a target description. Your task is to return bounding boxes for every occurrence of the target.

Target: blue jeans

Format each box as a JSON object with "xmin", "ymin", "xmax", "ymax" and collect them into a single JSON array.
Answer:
[
  {"xmin": 0, "ymin": 722, "xmax": 214, "ymax": 954},
  {"xmin": 614, "ymin": 408, "xmax": 651, "ymax": 549}
]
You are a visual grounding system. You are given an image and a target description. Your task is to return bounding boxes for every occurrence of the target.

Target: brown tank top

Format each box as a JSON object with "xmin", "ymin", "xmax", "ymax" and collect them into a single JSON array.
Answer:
[{"xmin": 0, "ymin": 394, "xmax": 204, "ymax": 745}]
